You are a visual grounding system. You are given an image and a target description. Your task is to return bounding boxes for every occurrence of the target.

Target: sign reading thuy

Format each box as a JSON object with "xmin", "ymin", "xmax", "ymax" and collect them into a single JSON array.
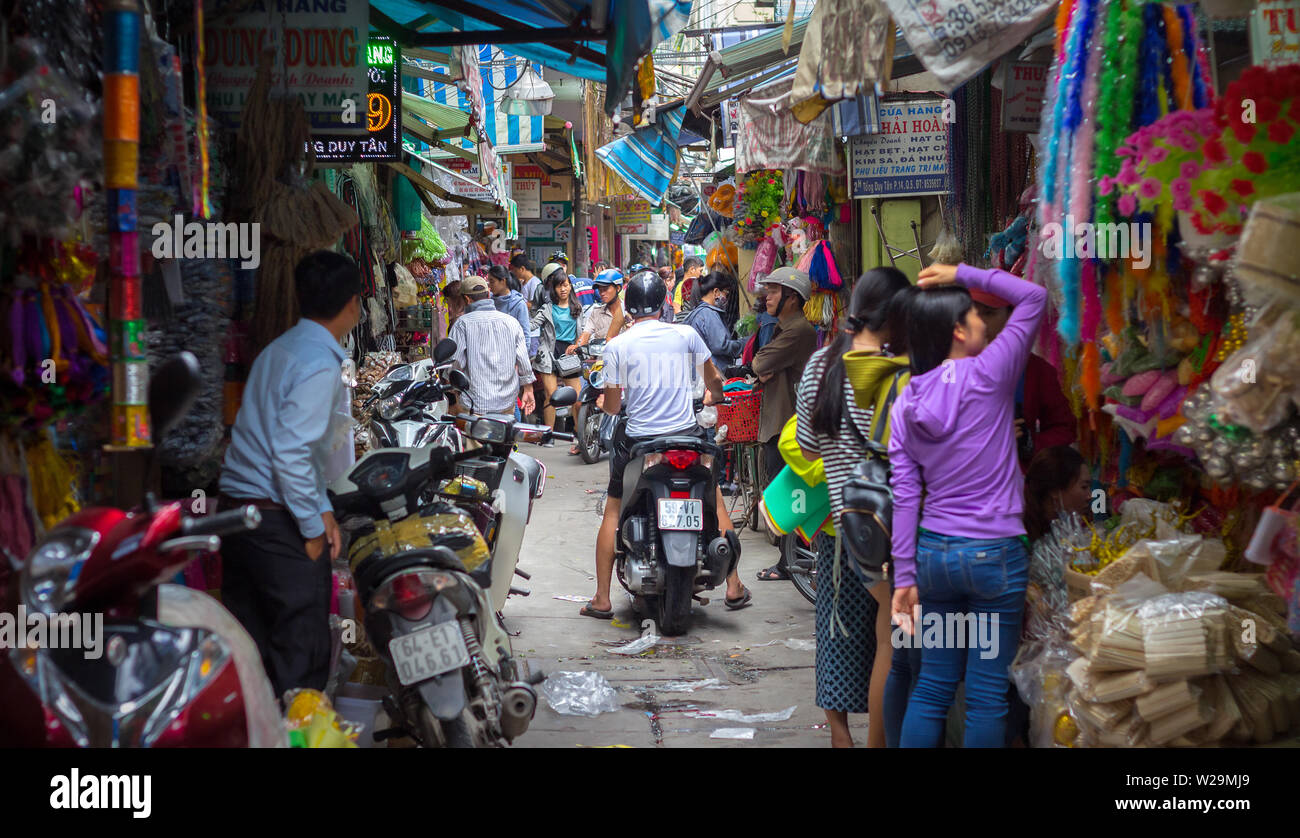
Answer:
[
  {"xmin": 849, "ymin": 97, "xmax": 952, "ymax": 199},
  {"xmin": 205, "ymin": 0, "xmax": 370, "ymax": 134}
]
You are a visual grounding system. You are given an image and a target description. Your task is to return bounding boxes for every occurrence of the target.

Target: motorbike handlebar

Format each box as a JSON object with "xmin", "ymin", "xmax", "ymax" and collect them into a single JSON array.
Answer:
[{"xmin": 183, "ymin": 505, "xmax": 262, "ymax": 537}]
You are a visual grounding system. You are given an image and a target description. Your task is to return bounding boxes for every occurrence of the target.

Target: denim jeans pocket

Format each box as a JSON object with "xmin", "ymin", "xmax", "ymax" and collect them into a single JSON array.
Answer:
[
  {"xmin": 915, "ymin": 545, "xmax": 950, "ymax": 597},
  {"xmin": 962, "ymin": 544, "xmax": 1010, "ymax": 598}
]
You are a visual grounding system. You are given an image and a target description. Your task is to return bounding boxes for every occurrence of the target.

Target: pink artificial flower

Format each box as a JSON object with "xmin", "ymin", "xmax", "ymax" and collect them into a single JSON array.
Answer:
[
  {"xmin": 1173, "ymin": 193, "xmax": 1194, "ymax": 212},
  {"xmin": 1117, "ymin": 146, "xmax": 1135, "ymax": 158},
  {"xmin": 1099, "ymin": 176, "xmax": 1114, "ymax": 196},
  {"xmin": 1136, "ymin": 132, "xmax": 1155, "ymax": 152},
  {"xmin": 1118, "ymin": 193, "xmax": 1138, "ymax": 216},
  {"xmin": 1146, "ymin": 145, "xmax": 1169, "ymax": 164},
  {"xmin": 1116, "ymin": 160, "xmax": 1141, "ymax": 186},
  {"xmin": 1139, "ymin": 178, "xmax": 1163, "ymax": 200},
  {"xmin": 1180, "ymin": 161, "xmax": 1201, "ymax": 179},
  {"xmin": 1171, "ymin": 178, "xmax": 1192, "ymax": 198}
]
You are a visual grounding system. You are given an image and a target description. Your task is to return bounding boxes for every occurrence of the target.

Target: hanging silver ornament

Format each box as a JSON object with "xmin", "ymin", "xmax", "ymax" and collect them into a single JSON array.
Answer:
[
  {"xmin": 1283, "ymin": 425, "xmax": 1300, "ymax": 443},
  {"xmin": 1272, "ymin": 439, "xmax": 1291, "ymax": 460},
  {"xmin": 1174, "ymin": 424, "xmax": 1199, "ymax": 448},
  {"xmin": 1204, "ymin": 456, "xmax": 1232, "ymax": 481},
  {"xmin": 1195, "ymin": 426, "xmax": 1216, "ymax": 445},
  {"xmin": 1211, "ymin": 438, "xmax": 1235, "ymax": 459},
  {"xmin": 1232, "ymin": 450, "xmax": 1260, "ymax": 472},
  {"xmin": 1275, "ymin": 480, "xmax": 1293, "ymax": 491},
  {"xmin": 1270, "ymin": 460, "xmax": 1295, "ymax": 483},
  {"xmin": 1246, "ymin": 470, "xmax": 1274, "ymax": 492}
]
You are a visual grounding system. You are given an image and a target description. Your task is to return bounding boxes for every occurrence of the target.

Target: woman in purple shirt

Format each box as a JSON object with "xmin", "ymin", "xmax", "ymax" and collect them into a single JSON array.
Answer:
[{"xmin": 887, "ymin": 262, "xmax": 1047, "ymax": 748}]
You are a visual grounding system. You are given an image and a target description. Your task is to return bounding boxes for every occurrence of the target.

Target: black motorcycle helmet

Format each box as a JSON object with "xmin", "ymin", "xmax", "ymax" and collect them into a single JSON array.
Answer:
[{"xmin": 624, "ymin": 270, "xmax": 666, "ymax": 318}]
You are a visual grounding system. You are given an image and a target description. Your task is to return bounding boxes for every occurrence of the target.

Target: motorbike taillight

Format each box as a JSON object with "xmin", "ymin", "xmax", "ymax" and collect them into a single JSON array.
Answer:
[
  {"xmin": 372, "ymin": 570, "xmax": 458, "ymax": 621},
  {"xmin": 663, "ymin": 450, "xmax": 700, "ymax": 470}
]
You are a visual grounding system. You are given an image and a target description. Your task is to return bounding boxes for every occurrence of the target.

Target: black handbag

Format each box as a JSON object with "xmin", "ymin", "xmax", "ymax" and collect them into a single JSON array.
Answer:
[{"xmin": 839, "ymin": 370, "xmax": 906, "ymax": 576}]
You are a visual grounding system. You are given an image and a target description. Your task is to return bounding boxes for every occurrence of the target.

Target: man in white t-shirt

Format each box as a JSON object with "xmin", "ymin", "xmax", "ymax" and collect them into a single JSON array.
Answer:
[{"xmin": 580, "ymin": 271, "xmax": 752, "ymax": 619}]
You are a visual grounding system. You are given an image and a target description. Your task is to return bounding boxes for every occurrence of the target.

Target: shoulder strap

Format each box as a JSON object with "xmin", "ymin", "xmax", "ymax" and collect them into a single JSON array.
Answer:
[{"xmin": 870, "ymin": 369, "xmax": 908, "ymax": 446}]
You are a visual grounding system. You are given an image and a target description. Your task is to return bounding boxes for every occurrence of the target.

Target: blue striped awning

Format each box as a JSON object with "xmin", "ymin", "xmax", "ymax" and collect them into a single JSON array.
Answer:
[
  {"xmin": 372, "ymin": 0, "xmax": 692, "ymax": 116},
  {"xmin": 595, "ymin": 106, "xmax": 683, "ymax": 205},
  {"xmin": 403, "ymin": 46, "xmax": 545, "ymax": 155}
]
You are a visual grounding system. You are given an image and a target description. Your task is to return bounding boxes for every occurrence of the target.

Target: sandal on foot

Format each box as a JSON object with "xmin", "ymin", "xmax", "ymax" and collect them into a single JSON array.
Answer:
[
  {"xmin": 756, "ymin": 565, "xmax": 788, "ymax": 582},
  {"xmin": 725, "ymin": 588, "xmax": 753, "ymax": 610},
  {"xmin": 568, "ymin": 445, "xmax": 581, "ymax": 456},
  {"xmin": 579, "ymin": 603, "xmax": 615, "ymax": 620}
]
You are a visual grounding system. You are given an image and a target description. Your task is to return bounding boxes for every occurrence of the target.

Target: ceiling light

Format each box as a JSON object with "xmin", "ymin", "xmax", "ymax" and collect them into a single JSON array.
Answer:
[{"xmin": 503, "ymin": 66, "xmax": 555, "ymax": 116}]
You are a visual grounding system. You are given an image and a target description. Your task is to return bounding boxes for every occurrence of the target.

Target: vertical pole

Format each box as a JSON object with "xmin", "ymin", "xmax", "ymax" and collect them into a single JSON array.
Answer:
[{"xmin": 104, "ymin": 0, "xmax": 148, "ymax": 450}]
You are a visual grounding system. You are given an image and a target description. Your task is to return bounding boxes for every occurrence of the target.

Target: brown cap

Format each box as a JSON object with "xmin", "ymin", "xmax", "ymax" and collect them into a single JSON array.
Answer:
[{"xmin": 461, "ymin": 275, "xmax": 489, "ymax": 296}]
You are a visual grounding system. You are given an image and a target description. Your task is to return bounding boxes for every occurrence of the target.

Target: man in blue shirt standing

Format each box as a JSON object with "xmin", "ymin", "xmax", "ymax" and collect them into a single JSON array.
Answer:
[{"xmin": 219, "ymin": 250, "xmax": 361, "ymax": 697}]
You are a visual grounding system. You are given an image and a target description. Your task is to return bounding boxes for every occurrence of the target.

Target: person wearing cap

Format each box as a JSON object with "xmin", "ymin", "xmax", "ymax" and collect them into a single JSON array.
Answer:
[
  {"xmin": 752, "ymin": 266, "xmax": 817, "ymax": 491},
  {"xmin": 969, "ymin": 287, "xmax": 1077, "ymax": 467},
  {"xmin": 448, "ymin": 275, "xmax": 537, "ymax": 418},
  {"xmin": 571, "ymin": 269, "xmax": 630, "ymax": 352}
]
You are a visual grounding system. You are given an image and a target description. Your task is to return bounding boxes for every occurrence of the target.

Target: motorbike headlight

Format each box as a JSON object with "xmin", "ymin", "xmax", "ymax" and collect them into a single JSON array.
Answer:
[
  {"xmin": 470, "ymin": 417, "xmax": 510, "ymax": 443},
  {"xmin": 378, "ymin": 396, "xmax": 402, "ymax": 420},
  {"xmin": 22, "ymin": 528, "xmax": 99, "ymax": 614}
]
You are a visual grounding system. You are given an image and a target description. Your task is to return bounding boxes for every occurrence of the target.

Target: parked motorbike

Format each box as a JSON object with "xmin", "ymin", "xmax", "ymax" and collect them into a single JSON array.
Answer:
[
  {"xmin": 613, "ymin": 429, "xmax": 741, "ymax": 636},
  {"xmin": 0, "ymin": 353, "xmax": 280, "ymax": 748},
  {"xmin": 364, "ymin": 338, "xmax": 464, "ymax": 451},
  {"xmin": 574, "ymin": 342, "xmax": 616, "ymax": 465},
  {"xmin": 328, "ymin": 389, "xmax": 576, "ymax": 747}
]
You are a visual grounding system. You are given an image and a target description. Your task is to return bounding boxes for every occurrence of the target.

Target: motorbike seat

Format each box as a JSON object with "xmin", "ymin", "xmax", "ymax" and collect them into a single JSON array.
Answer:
[
  {"xmin": 353, "ymin": 546, "xmax": 467, "ymax": 599},
  {"xmin": 628, "ymin": 435, "xmax": 722, "ymax": 459}
]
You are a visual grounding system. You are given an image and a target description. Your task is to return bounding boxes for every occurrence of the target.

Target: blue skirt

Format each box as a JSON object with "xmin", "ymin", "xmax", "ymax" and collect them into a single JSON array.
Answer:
[{"xmin": 814, "ymin": 534, "xmax": 878, "ymax": 713}]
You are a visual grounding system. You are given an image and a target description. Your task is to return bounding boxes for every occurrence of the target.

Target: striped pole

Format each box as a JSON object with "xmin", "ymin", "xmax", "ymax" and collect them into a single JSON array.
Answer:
[{"xmin": 104, "ymin": 0, "xmax": 148, "ymax": 447}]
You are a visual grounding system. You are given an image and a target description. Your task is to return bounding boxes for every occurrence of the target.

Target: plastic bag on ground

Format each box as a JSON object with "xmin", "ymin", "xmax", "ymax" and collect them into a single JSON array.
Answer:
[
  {"xmin": 686, "ymin": 705, "xmax": 796, "ymax": 723},
  {"xmin": 539, "ymin": 671, "xmax": 621, "ymax": 716}
]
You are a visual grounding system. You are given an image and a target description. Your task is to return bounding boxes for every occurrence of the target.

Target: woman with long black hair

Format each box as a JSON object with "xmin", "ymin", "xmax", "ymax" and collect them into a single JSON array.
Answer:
[
  {"xmin": 530, "ymin": 264, "xmax": 585, "ymax": 434},
  {"xmin": 683, "ymin": 270, "xmax": 744, "ymax": 373},
  {"xmin": 796, "ymin": 267, "xmax": 912, "ymax": 748},
  {"xmin": 886, "ymin": 262, "xmax": 1047, "ymax": 748}
]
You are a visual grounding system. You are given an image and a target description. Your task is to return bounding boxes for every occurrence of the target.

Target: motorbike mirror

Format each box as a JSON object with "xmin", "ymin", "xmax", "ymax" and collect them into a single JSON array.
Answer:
[
  {"xmin": 383, "ymin": 364, "xmax": 413, "ymax": 382},
  {"xmin": 149, "ymin": 352, "xmax": 202, "ymax": 439},
  {"xmin": 433, "ymin": 338, "xmax": 457, "ymax": 364},
  {"xmin": 446, "ymin": 369, "xmax": 470, "ymax": 391},
  {"xmin": 550, "ymin": 385, "xmax": 578, "ymax": 408}
]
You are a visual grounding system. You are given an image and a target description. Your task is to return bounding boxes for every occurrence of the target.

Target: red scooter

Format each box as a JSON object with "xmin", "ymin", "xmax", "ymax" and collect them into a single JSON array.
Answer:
[{"xmin": 0, "ymin": 353, "xmax": 284, "ymax": 747}]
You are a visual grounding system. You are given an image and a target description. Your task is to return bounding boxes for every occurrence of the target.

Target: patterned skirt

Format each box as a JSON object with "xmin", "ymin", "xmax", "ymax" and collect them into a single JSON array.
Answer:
[{"xmin": 814, "ymin": 533, "xmax": 879, "ymax": 713}]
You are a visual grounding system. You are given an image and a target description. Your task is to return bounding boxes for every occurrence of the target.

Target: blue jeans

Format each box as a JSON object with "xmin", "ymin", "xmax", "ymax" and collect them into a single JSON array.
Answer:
[
  {"xmin": 883, "ymin": 641, "xmax": 923, "ymax": 748},
  {"xmin": 899, "ymin": 531, "xmax": 1028, "ymax": 748}
]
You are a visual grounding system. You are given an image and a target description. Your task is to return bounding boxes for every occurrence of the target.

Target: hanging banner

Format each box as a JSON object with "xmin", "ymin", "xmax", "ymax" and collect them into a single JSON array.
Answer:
[
  {"xmin": 445, "ymin": 159, "xmax": 511, "ymax": 203},
  {"xmin": 722, "ymin": 98, "xmax": 740, "ymax": 148},
  {"xmin": 849, "ymin": 97, "xmax": 952, "ymax": 198},
  {"xmin": 881, "ymin": 0, "xmax": 1058, "ymax": 90},
  {"xmin": 1000, "ymin": 61, "xmax": 1048, "ymax": 133},
  {"xmin": 310, "ymin": 35, "xmax": 402, "ymax": 163},
  {"xmin": 205, "ymin": 0, "xmax": 370, "ymax": 133},
  {"xmin": 1252, "ymin": 0, "xmax": 1300, "ymax": 65}
]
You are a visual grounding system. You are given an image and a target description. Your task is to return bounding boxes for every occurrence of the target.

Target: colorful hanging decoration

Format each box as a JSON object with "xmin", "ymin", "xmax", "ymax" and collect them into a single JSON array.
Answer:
[
  {"xmin": 104, "ymin": 0, "xmax": 149, "ymax": 448},
  {"xmin": 734, "ymin": 169, "xmax": 784, "ymax": 247},
  {"xmin": 193, "ymin": 0, "xmax": 213, "ymax": 219}
]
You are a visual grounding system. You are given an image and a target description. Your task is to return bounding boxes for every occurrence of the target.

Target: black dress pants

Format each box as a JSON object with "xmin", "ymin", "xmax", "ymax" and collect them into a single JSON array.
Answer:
[{"xmin": 220, "ymin": 509, "xmax": 332, "ymax": 699}]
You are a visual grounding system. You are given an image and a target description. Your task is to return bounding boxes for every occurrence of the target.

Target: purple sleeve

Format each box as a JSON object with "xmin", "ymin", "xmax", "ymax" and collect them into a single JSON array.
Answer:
[
  {"xmin": 887, "ymin": 395, "xmax": 921, "ymax": 588},
  {"xmin": 956, "ymin": 264, "xmax": 1048, "ymax": 392}
]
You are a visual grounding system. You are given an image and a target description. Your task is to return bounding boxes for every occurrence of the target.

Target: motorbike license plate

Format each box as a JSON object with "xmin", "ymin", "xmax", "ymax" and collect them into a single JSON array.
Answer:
[
  {"xmin": 657, "ymin": 498, "xmax": 703, "ymax": 531},
  {"xmin": 389, "ymin": 621, "xmax": 472, "ymax": 687}
]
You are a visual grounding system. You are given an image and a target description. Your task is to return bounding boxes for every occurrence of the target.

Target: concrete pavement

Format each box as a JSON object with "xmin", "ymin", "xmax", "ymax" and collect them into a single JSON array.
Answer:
[{"xmin": 504, "ymin": 443, "xmax": 867, "ymax": 748}]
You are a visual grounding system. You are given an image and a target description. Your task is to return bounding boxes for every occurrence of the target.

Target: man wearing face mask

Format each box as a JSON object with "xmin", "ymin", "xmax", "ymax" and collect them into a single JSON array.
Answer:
[{"xmin": 682, "ymin": 270, "xmax": 743, "ymax": 373}]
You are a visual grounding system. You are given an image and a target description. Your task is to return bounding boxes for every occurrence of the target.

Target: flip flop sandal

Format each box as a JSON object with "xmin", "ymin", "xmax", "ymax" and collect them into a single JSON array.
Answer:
[
  {"xmin": 579, "ymin": 603, "xmax": 615, "ymax": 620},
  {"xmin": 725, "ymin": 588, "xmax": 753, "ymax": 610},
  {"xmin": 756, "ymin": 565, "xmax": 788, "ymax": 582}
]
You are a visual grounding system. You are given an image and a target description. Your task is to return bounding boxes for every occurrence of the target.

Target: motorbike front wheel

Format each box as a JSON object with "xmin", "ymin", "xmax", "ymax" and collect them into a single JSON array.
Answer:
[
  {"xmin": 657, "ymin": 565, "xmax": 695, "ymax": 637},
  {"xmin": 782, "ymin": 534, "xmax": 818, "ymax": 605},
  {"xmin": 576, "ymin": 403, "xmax": 603, "ymax": 464},
  {"xmin": 419, "ymin": 705, "xmax": 478, "ymax": 749}
]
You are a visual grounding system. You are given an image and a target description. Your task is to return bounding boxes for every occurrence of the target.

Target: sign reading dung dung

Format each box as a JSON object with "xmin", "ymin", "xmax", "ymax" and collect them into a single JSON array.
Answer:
[
  {"xmin": 205, "ymin": 0, "xmax": 371, "ymax": 134},
  {"xmin": 849, "ymin": 97, "xmax": 953, "ymax": 199}
]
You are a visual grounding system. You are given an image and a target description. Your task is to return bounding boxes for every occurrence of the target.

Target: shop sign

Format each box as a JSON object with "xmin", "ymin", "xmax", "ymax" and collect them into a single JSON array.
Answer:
[
  {"xmin": 529, "ymin": 246, "xmax": 553, "ymax": 265},
  {"xmin": 541, "ymin": 202, "xmax": 566, "ymax": 222},
  {"xmin": 614, "ymin": 195, "xmax": 652, "ymax": 234},
  {"xmin": 1252, "ymin": 0, "xmax": 1300, "ymax": 65},
  {"xmin": 882, "ymin": 0, "xmax": 1059, "ymax": 89},
  {"xmin": 849, "ymin": 97, "xmax": 952, "ymax": 199},
  {"xmin": 670, "ymin": 230, "xmax": 686, "ymax": 245},
  {"xmin": 524, "ymin": 223, "xmax": 554, "ymax": 239},
  {"xmin": 514, "ymin": 163, "xmax": 548, "ymax": 181},
  {"xmin": 1001, "ymin": 61, "xmax": 1049, "ymax": 133},
  {"xmin": 722, "ymin": 98, "xmax": 740, "ymax": 148},
  {"xmin": 628, "ymin": 213, "xmax": 670, "ymax": 240},
  {"xmin": 541, "ymin": 175, "xmax": 572, "ymax": 202},
  {"xmin": 205, "ymin": 0, "xmax": 370, "ymax": 134},
  {"xmin": 587, "ymin": 225, "xmax": 599, "ymax": 264},
  {"xmin": 446, "ymin": 159, "xmax": 510, "ymax": 203},
  {"xmin": 556, "ymin": 226, "xmax": 573, "ymax": 243},
  {"xmin": 514, "ymin": 179, "xmax": 542, "ymax": 217},
  {"xmin": 310, "ymin": 35, "xmax": 401, "ymax": 163}
]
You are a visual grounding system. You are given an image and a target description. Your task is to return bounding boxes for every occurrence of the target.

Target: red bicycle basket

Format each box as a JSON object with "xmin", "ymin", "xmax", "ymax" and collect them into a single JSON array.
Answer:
[{"xmin": 716, "ymin": 391, "xmax": 762, "ymax": 442}]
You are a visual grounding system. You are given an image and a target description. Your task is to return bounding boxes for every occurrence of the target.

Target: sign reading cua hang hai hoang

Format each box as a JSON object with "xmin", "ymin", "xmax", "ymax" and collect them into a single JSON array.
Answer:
[
  {"xmin": 310, "ymin": 35, "xmax": 402, "ymax": 163},
  {"xmin": 204, "ymin": 0, "xmax": 370, "ymax": 134},
  {"xmin": 849, "ymin": 96, "xmax": 953, "ymax": 199}
]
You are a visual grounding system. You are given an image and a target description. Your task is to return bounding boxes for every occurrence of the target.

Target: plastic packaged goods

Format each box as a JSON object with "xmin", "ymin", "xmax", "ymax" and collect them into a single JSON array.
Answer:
[
  {"xmin": 347, "ymin": 501, "xmax": 491, "ymax": 573},
  {"xmin": 538, "ymin": 671, "xmax": 621, "ymax": 717},
  {"xmin": 1210, "ymin": 305, "xmax": 1300, "ymax": 434},
  {"xmin": 1134, "ymin": 679, "xmax": 1203, "ymax": 722},
  {"xmin": 1137, "ymin": 591, "xmax": 1234, "ymax": 681},
  {"xmin": 283, "ymin": 688, "xmax": 361, "ymax": 748}
]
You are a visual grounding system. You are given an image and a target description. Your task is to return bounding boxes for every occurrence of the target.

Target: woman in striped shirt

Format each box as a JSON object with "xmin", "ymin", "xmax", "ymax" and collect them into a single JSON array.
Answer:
[{"xmin": 794, "ymin": 267, "xmax": 912, "ymax": 748}]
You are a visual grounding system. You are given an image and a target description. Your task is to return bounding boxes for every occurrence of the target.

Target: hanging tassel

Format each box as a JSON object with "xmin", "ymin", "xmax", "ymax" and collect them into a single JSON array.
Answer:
[{"xmin": 1081, "ymin": 340, "xmax": 1102, "ymax": 412}]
